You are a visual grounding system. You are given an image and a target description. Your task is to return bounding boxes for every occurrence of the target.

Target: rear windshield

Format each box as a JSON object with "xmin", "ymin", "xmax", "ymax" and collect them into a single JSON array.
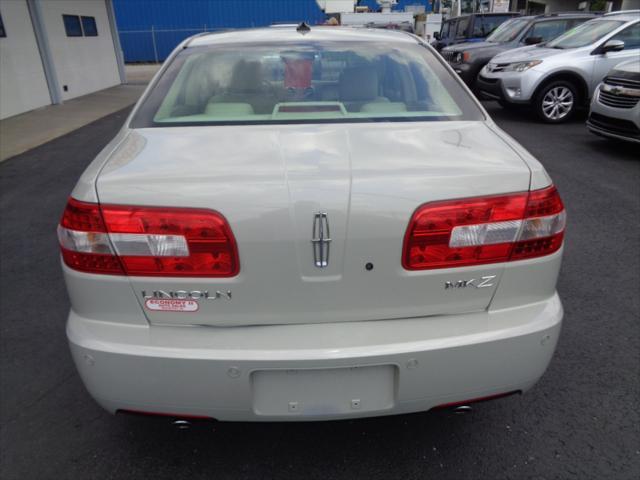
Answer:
[{"xmin": 131, "ymin": 41, "xmax": 483, "ymax": 127}]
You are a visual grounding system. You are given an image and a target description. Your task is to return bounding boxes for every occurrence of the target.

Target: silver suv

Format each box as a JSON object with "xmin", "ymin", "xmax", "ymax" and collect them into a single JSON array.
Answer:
[{"xmin": 477, "ymin": 11, "xmax": 640, "ymax": 123}]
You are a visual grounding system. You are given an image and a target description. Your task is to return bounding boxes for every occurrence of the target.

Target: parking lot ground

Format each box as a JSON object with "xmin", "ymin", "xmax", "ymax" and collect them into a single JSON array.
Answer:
[
  {"xmin": 125, "ymin": 63, "xmax": 161, "ymax": 85},
  {"xmin": 1, "ymin": 103, "xmax": 639, "ymax": 480},
  {"xmin": 0, "ymin": 85, "xmax": 146, "ymax": 163},
  {"xmin": 0, "ymin": 63, "xmax": 158, "ymax": 163}
]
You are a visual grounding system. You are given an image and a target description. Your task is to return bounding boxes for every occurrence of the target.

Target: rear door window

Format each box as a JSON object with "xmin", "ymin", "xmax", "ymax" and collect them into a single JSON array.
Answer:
[
  {"xmin": 528, "ymin": 20, "xmax": 571, "ymax": 42},
  {"xmin": 456, "ymin": 17, "xmax": 470, "ymax": 38},
  {"xmin": 473, "ymin": 16, "xmax": 509, "ymax": 38},
  {"xmin": 440, "ymin": 21, "xmax": 451, "ymax": 39}
]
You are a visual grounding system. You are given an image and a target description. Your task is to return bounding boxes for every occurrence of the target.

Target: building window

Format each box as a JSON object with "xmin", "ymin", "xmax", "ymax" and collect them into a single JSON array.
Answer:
[
  {"xmin": 63, "ymin": 14, "xmax": 98, "ymax": 37},
  {"xmin": 0, "ymin": 13, "xmax": 6, "ymax": 37},
  {"xmin": 63, "ymin": 14, "xmax": 82, "ymax": 37},
  {"xmin": 81, "ymin": 16, "xmax": 98, "ymax": 36}
]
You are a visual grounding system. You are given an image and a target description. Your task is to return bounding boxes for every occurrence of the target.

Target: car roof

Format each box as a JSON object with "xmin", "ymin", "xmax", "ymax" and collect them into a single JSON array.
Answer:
[
  {"xmin": 443, "ymin": 12, "xmax": 518, "ymax": 21},
  {"xmin": 464, "ymin": 12, "xmax": 519, "ymax": 16},
  {"xmin": 517, "ymin": 13, "xmax": 597, "ymax": 21},
  {"xmin": 188, "ymin": 25, "xmax": 418, "ymax": 48},
  {"xmin": 601, "ymin": 11, "xmax": 640, "ymax": 22}
]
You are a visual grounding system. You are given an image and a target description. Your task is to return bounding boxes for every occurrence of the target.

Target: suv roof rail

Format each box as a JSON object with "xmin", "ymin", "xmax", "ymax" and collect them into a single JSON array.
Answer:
[
  {"xmin": 447, "ymin": 12, "xmax": 519, "ymax": 18},
  {"xmin": 604, "ymin": 9, "xmax": 640, "ymax": 16},
  {"xmin": 533, "ymin": 11, "xmax": 600, "ymax": 18}
]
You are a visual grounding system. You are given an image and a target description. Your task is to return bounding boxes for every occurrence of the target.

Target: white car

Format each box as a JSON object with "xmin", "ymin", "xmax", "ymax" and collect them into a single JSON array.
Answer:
[
  {"xmin": 477, "ymin": 11, "xmax": 640, "ymax": 123},
  {"xmin": 59, "ymin": 25, "xmax": 566, "ymax": 422}
]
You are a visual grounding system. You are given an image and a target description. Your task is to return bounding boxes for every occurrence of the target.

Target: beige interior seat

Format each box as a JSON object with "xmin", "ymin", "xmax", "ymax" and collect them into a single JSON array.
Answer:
[
  {"xmin": 339, "ymin": 66, "xmax": 389, "ymax": 111},
  {"xmin": 208, "ymin": 60, "xmax": 276, "ymax": 114}
]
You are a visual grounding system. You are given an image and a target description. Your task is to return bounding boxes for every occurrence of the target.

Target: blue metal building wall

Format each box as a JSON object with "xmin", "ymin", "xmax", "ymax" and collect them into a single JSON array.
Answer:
[
  {"xmin": 114, "ymin": 0, "xmax": 326, "ymax": 62},
  {"xmin": 358, "ymin": 0, "xmax": 431, "ymax": 12},
  {"xmin": 114, "ymin": 0, "xmax": 431, "ymax": 62}
]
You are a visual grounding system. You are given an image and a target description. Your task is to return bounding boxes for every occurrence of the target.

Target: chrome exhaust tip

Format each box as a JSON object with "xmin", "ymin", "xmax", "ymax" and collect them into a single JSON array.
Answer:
[
  {"xmin": 452, "ymin": 405, "xmax": 473, "ymax": 415},
  {"xmin": 172, "ymin": 419, "xmax": 192, "ymax": 430}
]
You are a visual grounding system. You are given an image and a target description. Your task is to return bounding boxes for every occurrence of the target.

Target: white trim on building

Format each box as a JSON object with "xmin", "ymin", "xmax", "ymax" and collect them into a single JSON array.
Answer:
[{"xmin": 0, "ymin": 0, "xmax": 124, "ymax": 120}]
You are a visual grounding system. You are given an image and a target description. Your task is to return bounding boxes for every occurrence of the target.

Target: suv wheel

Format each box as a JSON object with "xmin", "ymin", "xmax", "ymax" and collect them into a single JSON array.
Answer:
[{"xmin": 534, "ymin": 81, "xmax": 577, "ymax": 123}]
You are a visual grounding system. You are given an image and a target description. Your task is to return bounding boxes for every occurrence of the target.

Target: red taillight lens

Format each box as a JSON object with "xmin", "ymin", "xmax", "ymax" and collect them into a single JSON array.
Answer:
[
  {"xmin": 58, "ymin": 198, "xmax": 124, "ymax": 274},
  {"xmin": 403, "ymin": 186, "xmax": 565, "ymax": 270},
  {"xmin": 512, "ymin": 186, "xmax": 565, "ymax": 261},
  {"xmin": 58, "ymin": 198, "xmax": 239, "ymax": 277}
]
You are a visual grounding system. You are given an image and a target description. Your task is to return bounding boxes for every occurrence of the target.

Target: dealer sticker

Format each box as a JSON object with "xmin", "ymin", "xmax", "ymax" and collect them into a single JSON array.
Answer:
[{"xmin": 145, "ymin": 298, "xmax": 199, "ymax": 312}]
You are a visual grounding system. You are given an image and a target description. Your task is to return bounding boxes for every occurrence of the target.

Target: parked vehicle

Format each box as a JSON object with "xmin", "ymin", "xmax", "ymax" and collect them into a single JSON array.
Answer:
[
  {"xmin": 442, "ymin": 13, "xmax": 597, "ymax": 88},
  {"xmin": 587, "ymin": 59, "xmax": 640, "ymax": 143},
  {"xmin": 477, "ymin": 11, "xmax": 640, "ymax": 123},
  {"xmin": 432, "ymin": 12, "xmax": 521, "ymax": 51},
  {"xmin": 59, "ymin": 25, "xmax": 566, "ymax": 422}
]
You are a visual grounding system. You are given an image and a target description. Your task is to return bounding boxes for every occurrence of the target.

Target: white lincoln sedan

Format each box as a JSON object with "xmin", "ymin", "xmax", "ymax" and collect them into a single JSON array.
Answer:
[{"xmin": 59, "ymin": 25, "xmax": 565, "ymax": 422}]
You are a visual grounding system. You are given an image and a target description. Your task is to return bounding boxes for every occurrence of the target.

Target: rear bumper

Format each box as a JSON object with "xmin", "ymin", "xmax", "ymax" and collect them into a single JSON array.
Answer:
[{"xmin": 68, "ymin": 293, "xmax": 563, "ymax": 422}]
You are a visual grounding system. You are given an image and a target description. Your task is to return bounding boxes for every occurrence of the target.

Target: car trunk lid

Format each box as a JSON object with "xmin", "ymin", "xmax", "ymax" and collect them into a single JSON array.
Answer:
[{"xmin": 96, "ymin": 121, "xmax": 531, "ymax": 326}]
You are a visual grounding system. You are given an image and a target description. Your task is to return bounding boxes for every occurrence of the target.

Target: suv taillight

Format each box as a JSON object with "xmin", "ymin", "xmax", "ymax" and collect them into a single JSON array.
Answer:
[
  {"xmin": 403, "ymin": 186, "xmax": 565, "ymax": 270},
  {"xmin": 58, "ymin": 198, "xmax": 239, "ymax": 276}
]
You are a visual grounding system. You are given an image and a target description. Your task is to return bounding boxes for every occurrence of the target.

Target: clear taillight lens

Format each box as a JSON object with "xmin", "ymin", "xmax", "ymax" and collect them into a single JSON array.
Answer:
[
  {"xmin": 512, "ymin": 186, "xmax": 565, "ymax": 261},
  {"xmin": 403, "ymin": 186, "xmax": 565, "ymax": 270},
  {"xmin": 58, "ymin": 198, "xmax": 239, "ymax": 277}
]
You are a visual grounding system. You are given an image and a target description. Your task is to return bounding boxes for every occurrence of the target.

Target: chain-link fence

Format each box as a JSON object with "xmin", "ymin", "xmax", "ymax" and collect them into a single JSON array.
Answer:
[{"xmin": 120, "ymin": 26, "xmax": 224, "ymax": 63}]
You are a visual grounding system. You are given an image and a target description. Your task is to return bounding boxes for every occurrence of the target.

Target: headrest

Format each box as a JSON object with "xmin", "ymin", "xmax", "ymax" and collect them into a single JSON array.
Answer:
[
  {"xmin": 339, "ymin": 66, "xmax": 379, "ymax": 102},
  {"xmin": 229, "ymin": 60, "xmax": 264, "ymax": 93}
]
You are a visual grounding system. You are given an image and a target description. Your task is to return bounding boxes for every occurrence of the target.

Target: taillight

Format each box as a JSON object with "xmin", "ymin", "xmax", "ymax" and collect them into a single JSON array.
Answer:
[
  {"xmin": 58, "ymin": 198, "xmax": 239, "ymax": 277},
  {"xmin": 403, "ymin": 185, "xmax": 565, "ymax": 270},
  {"xmin": 58, "ymin": 199, "xmax": 123, "ymax": 274}
]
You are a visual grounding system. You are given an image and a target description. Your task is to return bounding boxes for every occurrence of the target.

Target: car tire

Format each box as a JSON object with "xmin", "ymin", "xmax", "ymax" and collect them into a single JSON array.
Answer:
[{"xmin": 534, "ymin": 80, "xmax": 578, "ymax": 124}]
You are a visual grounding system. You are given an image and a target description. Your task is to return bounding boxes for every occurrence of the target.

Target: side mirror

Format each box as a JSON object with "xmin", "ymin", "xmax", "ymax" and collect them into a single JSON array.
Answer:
[
  {"xmin": 524, "ymin": 36, "xmax": 543, "ymax": 45},
  {"xmin": 600, "ymin": 39, "xmax": 625, "ymax": 54},
  {"xmin": 433, "ymin": 32, "xmax": 441, "ymax": 41}
]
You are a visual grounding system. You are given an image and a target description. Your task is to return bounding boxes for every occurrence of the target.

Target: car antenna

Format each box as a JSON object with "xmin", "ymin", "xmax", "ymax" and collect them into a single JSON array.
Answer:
[{"xmin": 296, "ymin": 21, "xmax": 311, "ymax": 35}]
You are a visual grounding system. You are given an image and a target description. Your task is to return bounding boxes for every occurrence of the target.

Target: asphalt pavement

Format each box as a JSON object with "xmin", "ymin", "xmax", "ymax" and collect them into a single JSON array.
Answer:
[{"xmin": 1, "ymin": 104, "xmax": 638, "ymax": 480}]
